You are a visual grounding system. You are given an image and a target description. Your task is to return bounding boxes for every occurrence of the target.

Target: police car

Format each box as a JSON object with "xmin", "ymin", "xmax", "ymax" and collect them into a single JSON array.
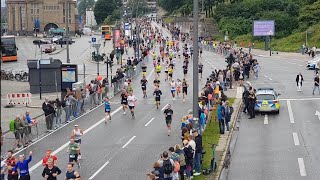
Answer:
[
  {"xmin": 255, "ymin": 88, "xmax": 280, "ymax": 114},
  {"xmin": 307, "ymin": 56, "xmax": 320, "ymax": 70}
]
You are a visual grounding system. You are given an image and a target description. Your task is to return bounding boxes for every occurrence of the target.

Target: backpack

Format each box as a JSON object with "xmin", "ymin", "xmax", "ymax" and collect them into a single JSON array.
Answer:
[
  {"xmin": 9, "ymin": 120, "xmax": 15, "ymax": 132},
  {"xmin": 174, "ymin": 161, "xmax": 180, "ymax": 172},
  {"xmin": 163, "ymin": 159, "xmax": 173, "ymax": 174},
  {"xmin": 179, "ymin": 153, "xmax": 186, "ymax": 166},
  {"xmin": 184, "ymin": 146, "xmax": 194, "ymax": 160}
]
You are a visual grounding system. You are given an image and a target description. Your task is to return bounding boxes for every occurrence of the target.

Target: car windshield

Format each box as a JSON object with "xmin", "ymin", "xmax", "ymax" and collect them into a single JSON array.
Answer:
[{"xmin": 256, "ymin": 94, "xmax": 275, "ymax": 100}]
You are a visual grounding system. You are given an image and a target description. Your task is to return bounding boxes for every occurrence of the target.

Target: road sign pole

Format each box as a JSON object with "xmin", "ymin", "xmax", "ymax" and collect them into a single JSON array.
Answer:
[
  {"xmin": 66, "ymin": 2, "xmax": 70, "ymax": 63},
  {"xmin": 193, "ymin": 0, "xmax": 200, "ymax": 127}
]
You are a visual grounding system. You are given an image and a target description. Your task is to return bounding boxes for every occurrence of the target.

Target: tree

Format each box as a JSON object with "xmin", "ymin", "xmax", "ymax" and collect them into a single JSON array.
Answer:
[
  {"xmin": 78, "ymin": 0, "xmax": 95, "ymax": 16},
  {"xmin": 94, "ymin": 0, "xmax": 117, "ymax": 24},
  {"xmin": 298, "ymin": 0, "xmax": 320, "ymax": 27}
]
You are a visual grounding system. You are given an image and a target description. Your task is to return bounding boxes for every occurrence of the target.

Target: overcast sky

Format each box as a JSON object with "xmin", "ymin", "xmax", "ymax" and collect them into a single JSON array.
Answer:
[{"xmin": 1, "ymin": 0, "xmax": 5, "ymax": 7}]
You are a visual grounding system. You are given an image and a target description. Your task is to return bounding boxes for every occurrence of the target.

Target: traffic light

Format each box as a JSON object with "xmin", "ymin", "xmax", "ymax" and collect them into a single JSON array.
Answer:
[{"xmin": 92, "ymin": 52, "xmax": 96, "ymax": 61}]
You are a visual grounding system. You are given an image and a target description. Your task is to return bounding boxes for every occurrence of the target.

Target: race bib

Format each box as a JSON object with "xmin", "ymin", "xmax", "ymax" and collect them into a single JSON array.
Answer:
[{"xmin": 69, "ymin": 154, "xmax": 75, "ymax": 158}]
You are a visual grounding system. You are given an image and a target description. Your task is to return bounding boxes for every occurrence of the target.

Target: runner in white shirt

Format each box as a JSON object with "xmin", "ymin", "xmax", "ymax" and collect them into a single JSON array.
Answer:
[
  {"xmin": 127, "ymin": 92, "xmax": 137, "ymax": 118},
  {"xmin": 170, "ymin": 80, "xmax": 176, "ymax": 100}
]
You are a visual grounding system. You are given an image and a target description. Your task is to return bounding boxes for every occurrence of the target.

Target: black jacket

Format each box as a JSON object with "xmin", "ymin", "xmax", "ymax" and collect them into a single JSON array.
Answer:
[
  {"xmin": 296, "ymin": 74, "xmax": 304, "ymax": 83},
  {"xmin": 195, "ymin": 134, "xmax": 203, "ymax": 153}
]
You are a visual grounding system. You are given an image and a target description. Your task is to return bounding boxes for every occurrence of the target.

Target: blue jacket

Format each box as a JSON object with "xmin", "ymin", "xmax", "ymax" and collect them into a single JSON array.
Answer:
[
  {"xmin": 13, "ymin": 156, "xmax": 32, "ymax": 176},
  {"xmin": 217, "ymin": 105, "xmax": 225, "ymax": 121}
]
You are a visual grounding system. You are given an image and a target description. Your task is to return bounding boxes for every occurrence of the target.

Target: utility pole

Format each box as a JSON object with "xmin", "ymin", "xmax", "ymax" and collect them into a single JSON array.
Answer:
[
  {"xmin": 201, "ymin": 0, "xmax": 204, "ymax": 13},
  {"xmin": 193, "ymin": 0, "xmax": 200, "ymax": 132},
  {"xmin": 66, "ymin": 2, "xmax": 70, "ymax": 63}
]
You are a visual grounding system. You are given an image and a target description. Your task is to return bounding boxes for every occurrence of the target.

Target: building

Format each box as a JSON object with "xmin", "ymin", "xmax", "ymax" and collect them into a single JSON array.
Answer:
[
  {"xmin": 1, "ymin": 7, "xmax": 8, "ymax": 35},
  {"xmin": 146, "ymin": 0, "xmax": 156, "ymax": 10},
  {"xmin": 85, "ymin": 8, "xmax": 96, "ymax": 28},
  {"xmin": 6, "ymin": 0, "xmax": 79, "ymax": 36}
]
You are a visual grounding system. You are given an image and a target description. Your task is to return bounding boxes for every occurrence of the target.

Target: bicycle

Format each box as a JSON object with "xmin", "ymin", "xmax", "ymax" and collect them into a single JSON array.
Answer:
[
  {"xmin": 3, "ymin": 70, "xmax": 14, "ymax": 81},
  {"xmin": 15, "ymin": 71, "xmax": 29, "ymax": 82}
]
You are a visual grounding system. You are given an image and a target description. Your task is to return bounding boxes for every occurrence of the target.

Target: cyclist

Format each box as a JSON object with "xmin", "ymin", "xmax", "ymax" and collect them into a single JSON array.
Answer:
[
  {"xmin": 164, "ymin": 104, "xmax": 174, "ymax": 136},
  {"xmin": 120, "ymin": 89, "xmax": 128, "ymax": 114},
  {"xmin": 141, "ymin": 75, "xmax": 148, "ymax": 98},
  {"xmin": 71, "ymin": 125, "xmax": 83, "ymax": 160},
  {"xmin": 127, "ymin": 91, "xmax": 137, "ymax": 118},
  {"xmin": 153, "ymin": 85, "xmax": 162, "ymax": 109},
  {"xmin": 182, "ymin": 78, "xmax": 189, "ymax": 102},
  {"xmin": 67, "ymin": 138, "xmax": 80, "ymax": 169},
  {"xmin": 142, "ymin": 63, "xmax": 147, "ymax": 76},
  {"xmin": 104, "ymin": 97, "xmax": 111, "ymax": 123},
  {"xmin": 170, "ymin": 79, "xmax": 177, "ymax": 100}
]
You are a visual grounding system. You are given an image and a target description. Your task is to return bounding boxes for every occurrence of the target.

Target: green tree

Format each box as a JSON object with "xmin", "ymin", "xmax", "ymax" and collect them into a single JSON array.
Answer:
[
  {"xmin": 94, "ymin": 0, "xmax": 117, "ymax": 24},
  {"xmin": 78, "ymin": 0, "xmax": 95, "ymax": 16},
  {"xmin": 298, "ymin": 0, "xmax": 320, "ymax": 27}
]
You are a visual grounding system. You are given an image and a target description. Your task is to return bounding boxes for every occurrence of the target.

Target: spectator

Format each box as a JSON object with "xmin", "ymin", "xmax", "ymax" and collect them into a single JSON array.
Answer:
[
  {"xmin": 183, "ymin": 140, "xmax": 193, "ymax": 180},
  {"xmin": 64, "ymin": 94, "xmax": 77, "ymax": 123},
  {"xmin": 1, "ymin": 160, "xmax": 5, "ymax": 180},
  {"xmin": 42, "ymin": 98, "xmax": 54, "ymax": 132},
  {"xmin": 193, "ymin": 130, "xmax": 202, "ymax": 176},
  {"xmin": 25, "ymin": 112, "xmax": 33, "ymax": 143},
  {"xmin": 21, "ymin": 115, "xmax": 31, "ymax": 146},
  {"xmin": 54, "ymin": 98, "xmax": 63, "ymax": 128},
  {"xmin": 174, "ymin": 144, "xmax": 186, "ymax": 180},
  {"xmin": 159, "ymin": 151, "xmax": 175, "ymax": 180},
  {"xmin": 169, "ymin": 147, "xmax": 180, "ymax": 180},
  {"xmin": 75, "ymin": 88, "xmax": 83, "ymax": 116},
  {"xmin": 152, "ymin": 161, "xmax": 164, "ymax": 179},
  {"xmin": 218, "ymin": 102, "xmax": 226, "ymax": 134},
  {"xmin": 12, "ymin": 151, "xmax": 32, "ymax": 180},
  {"xmin": 13, "ymin": 115, "xmax": 25, "ymax": 150}
]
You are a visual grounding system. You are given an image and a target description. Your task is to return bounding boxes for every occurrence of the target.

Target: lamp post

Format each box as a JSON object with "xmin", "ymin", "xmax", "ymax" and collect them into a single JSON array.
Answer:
[
  {"xmin": 193, "ymin": 0, "xmax": 200, "ymax": 130},
  {"xmin": 269, "ymin": 30, "xmax": 272, "ymax": 56}
]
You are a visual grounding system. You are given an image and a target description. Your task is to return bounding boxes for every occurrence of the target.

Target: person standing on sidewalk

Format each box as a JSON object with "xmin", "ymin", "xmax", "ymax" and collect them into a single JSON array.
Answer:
[
  {"xmin": 64, "ymin": 94, "xmax": 77, "ymax": 123},
  {"xmin": 312, "ymin": 74, "xmax": 320, "ymax": 95},
  {"xmin": 296, "ymin": 73, "xmax": 304, "ymax": 92},
  {"xmin": 193, "ymin": 130, "xmax": 202, "ymax": 176},
  {"xmin": 217, "ymin": 102, "xmax": 225, "ymax": 134},
  {"xmin": 12, "ymin": 151, "xmax": 32, "ymax": 180},
  {"xmin": 42, "ymin": 98, "xmax": 53, "ymax": 132},
  {"xmin": 248, "ymin": 91, "xmax": 256, "ymax": 119}
]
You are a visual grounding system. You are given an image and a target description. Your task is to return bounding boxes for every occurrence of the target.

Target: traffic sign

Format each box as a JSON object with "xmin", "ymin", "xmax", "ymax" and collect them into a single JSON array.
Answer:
[
  {"xmin": 92, "ymin": 43, "xmax": 101, "ymax": 51},
  {"xmin": 91, "ymin": 37, "xmax": 96, "ymax": 43}
]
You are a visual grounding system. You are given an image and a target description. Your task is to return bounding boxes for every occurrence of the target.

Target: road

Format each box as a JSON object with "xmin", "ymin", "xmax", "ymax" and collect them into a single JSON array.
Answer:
[
  {"xmin": 4, "ymin": 22, "xmax": 207, "ymax": 180},
  {"xmin": 206, "ymin": 46, "xmax": 320, "ymax": 179}
]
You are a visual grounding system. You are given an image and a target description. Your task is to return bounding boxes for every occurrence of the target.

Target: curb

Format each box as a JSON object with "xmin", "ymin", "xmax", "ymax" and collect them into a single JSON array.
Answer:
[{"xmin": 214, "ymin": 98, "xmax": 243, "ymax": 180}]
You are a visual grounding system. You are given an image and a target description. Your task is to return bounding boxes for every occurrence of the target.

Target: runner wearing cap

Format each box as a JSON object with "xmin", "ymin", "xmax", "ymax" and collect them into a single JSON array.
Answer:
[
  {"xmin": 70, "ymin": 125, "xmax": 83, "ymax": 160},
  {"xmin": 164, "ymin": 104, "xmax": 174, "ymax": 136}
]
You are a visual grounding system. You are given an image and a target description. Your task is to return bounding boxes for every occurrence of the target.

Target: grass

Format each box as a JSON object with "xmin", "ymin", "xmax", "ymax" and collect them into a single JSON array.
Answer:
[{"xmin": 193, "ymin": 98, "xmax": 236, "ymax": 180}]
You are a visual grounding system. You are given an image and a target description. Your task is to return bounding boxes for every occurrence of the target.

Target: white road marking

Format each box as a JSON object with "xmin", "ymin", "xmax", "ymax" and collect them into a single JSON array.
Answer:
[
  {"xmin": 292, "ymin": 132, "xmax": 300, "ymax": 146},
  {"xmin": 268, "ymin": 77, "xmax": 272, "ymax": 81},
  {"xmin": 14, "ymin": 102, "xmax": 105, "ymax": 157},
  {"xmin": 287, "ymin": 100, "xmax": 295, "ymax": 124},
  {"xmin": 280, "ymin": 97, "xmax": 320, "ymax": 101},
  {"xmin": 161, "ymin": 103, "xmax": 169, "ymax": 111},
  {"xmin": 264, "ymin": 115, "xmax": 268, "ymax": 124},
  {"xmin": 315, "ymin": 111, "xmax": 320, "ymax": 121},
  {"xmin": 297, "ymin": 158, "xmax": 307, "ymax": 176},
  {"xmin": 122, "ymin": 136, "xmax": 136, "ymax": 148},
  {"xmin": 147, "ymin": 68, "xmax": 155, "ymax": 81},
  {"xmin": 144, "ymin": 117, "xmax": 155, "ymax": 127},
  {"xmin": 88, "ymin": 161, "xmax": 110, "ymax": 180},
  {"xmin": 29, "ymin": 106, "xmax": 122, "ymax": 173},
  {"xmin": 264, "ymin": 75, "xmax": 268, "ymax": 78}
]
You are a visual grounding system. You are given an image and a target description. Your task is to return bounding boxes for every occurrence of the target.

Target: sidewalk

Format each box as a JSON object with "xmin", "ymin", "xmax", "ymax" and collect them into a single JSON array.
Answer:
[{"xmin": 242, "ymin": 48, "xmax": 310, "ymax": 61}]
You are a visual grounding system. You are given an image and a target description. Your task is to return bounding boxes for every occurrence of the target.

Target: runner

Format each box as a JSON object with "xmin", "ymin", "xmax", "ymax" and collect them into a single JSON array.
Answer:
[
  {"xmin": 153, "ymin": 85, "xmax": 163, "ymax": 109},
  {"xmin": 120, "ymin": 90, "xmax": 128, "ymax": 114},
  {"xmin": 5, "ymin": 150, "xmax": 18, "ymax": 180},
  {"xmin": 154, "ymin": 76, "xmax": 161, "ymax": 87},
  {"xmin": 168, "ymin": 65, "xmax": 174, "ymax": 82},
  {"xmin": 164, "ymin": 63, "xmax": 169, "ymax": 81},
  {"xmin": 199, "ymin": 62, "xmax": 203, "ymax": 79},
  {"xmin": 176, "ymin": 79, "xmax": 182, "ymax": 98},
  {"xmin": 164, "ymin": 104, "xmax": 174, "ymax": 136},
  {"xmin": 65, "ymin": 163, "xmax": 81, "ymax": 180},
  {"xmin": 41, "ymin": 160, "xmax": 61, "ymax": 180},
  {"xmin": 142, "ymin": 63, "xmax": 147, "ymax": 76},
  {"xmin": 156, "ymin": 63, "xmax": 162, "ymax": 78},
  {"xmin": 182, "ymin": 78, "xmax": 189, "ymax": 102},
  {"xmin": 141, "ymin": 75, "xmax": 148, "ymax": 98},
  {"xmin": 127, "ymin": 91, "xmax": 137, "ymax": 118},
  {"xmin": 42, "ymin": 150, "xmax": 58, "ymax": 167},
  {"xmin": 70, "ymin": 125, "xmax": 83, "ymax": 160},
  {"xmin": 67, "ymin": 138, "xmax": 80, "ymax": 169},
  {"xmin": 170, "ymin": 79, "xmax": 176, "ymax": 100},
  {"xmin": 104, "ymin": 97, "xmax": 111, "ymax": 123},
  {"xmin": 183, "ymin": 63, "xmax": 188, "ymax": 78}
]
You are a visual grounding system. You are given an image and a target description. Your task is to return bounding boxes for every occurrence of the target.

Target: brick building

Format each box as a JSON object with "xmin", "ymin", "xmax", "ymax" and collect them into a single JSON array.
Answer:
[{"xmin": 6, "ymin": 0, "xmax": 79, "ymax": 35}]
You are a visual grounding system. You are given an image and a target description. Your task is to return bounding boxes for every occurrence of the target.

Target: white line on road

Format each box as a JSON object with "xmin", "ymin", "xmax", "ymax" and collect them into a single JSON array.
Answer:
[
  {"xmin": 145, "ymin": 117, "xmax": 155, "ymax": 127},
  {"xmin": 287, "ymin": 100, "xmax": 295, "ymax": 124},
  {"xmin": 122, "ymin": 136, "xmax": 136, "ymax": 148},
  {"xmin": 147, "ymin": 68, "xmax": 155, "ymax": 81},
  {"xmin": 268, "ymin": 77, "xmax": 273, "ymax": 81},
  {"xmin": 264, "ymin": 75, "xmax": 268, "ymax": 78},
  {"xmin": 280, "ymin": 97, "xmax": 320, "ymax": 101},
  {"xmin": 88, "ymin": 161, "xmax": 110, "ymax": 180},
  {"xmin": 292, "ymin": 132, "xmax": 300, "ymax": 146},
  {"xmin": 264, "ymin": 115, "xmax": 268, "ymax": 124},
  {"xmin": 297, "ymin": 158, "xmax": 307, "ymax": 176},
  {"xmin": 29, "ymin": 106, "xmax": 122, "ymax": 173},
  {"xmin": 161, "ymin": 103, "xmax": 169, "ymax": 111}
]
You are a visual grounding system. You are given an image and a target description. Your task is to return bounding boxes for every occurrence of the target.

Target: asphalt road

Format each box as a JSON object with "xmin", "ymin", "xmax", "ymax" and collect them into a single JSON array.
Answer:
[
  {"xmin": 204, "ymin": 46, "xmax": 320, "ymax": 179},
  {"xmin": 6, "ymin": 22, "xmax": 203, "ymax": 180}
]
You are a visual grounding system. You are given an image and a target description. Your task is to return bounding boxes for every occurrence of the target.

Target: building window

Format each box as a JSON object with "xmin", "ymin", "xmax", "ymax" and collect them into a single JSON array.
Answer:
[
  {"xmin": 37, "ymin": 9, "xmax": 39, "ymax": 14},
  {"xmin": 31, "ymin": 9, "xmax": 33, "ymax": 14}
]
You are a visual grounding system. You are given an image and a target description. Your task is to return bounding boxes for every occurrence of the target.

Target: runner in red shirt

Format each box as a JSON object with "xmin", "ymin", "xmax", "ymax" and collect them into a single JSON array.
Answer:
[
  {"xmin": 42, "ymin": 150, "xmax": 58, "ymax": 166},
  {"xmin": 5, "ymin": 150, "xmax": 18, "ymax": 180}
]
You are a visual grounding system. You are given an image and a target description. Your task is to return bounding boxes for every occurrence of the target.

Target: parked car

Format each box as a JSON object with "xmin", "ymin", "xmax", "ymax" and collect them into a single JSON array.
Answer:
[
  {"xmin": 254, "ymin": 88, "xmax": 280, "ymax": 114},
  {"xmin": 32, "ymin": 39, "xmax": 51, "ymax": 45},
  {"xmin": 42, "ymin": 44, "xmax": 56, "ymax": 53}
]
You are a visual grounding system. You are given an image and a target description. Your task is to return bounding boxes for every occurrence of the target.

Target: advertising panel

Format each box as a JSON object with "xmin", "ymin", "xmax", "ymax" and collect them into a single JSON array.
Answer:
[
  {"xmin": 253, "ymin": 20, "xmax": 275, "ymax": 36},
  {"xmin": 113, "ymin": 29, "xmax": 121, "ymax": 48}
]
